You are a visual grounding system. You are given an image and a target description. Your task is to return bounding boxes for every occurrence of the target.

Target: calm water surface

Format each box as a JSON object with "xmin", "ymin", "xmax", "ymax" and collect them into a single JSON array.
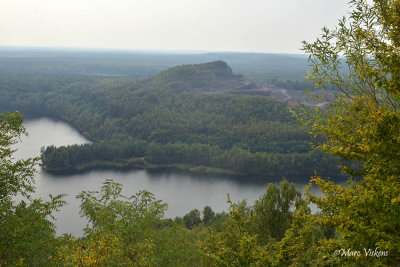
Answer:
[{"xmin": 16, "ymin": 118, "xmax": 315, "ymax": 236}]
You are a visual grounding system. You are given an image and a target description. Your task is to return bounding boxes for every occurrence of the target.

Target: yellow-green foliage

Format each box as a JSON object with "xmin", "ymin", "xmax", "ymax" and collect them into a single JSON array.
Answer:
[
  {"xmin": 201, "ymin": 199, "xmax": 269, "ymax": 267},
  {"xmin": 2, "ymin": 1, "xmax": 400, "ymax": 266},
  {"xmin": 295, "ymin": 0, "xmax": 400, "ymax": 265},
  {"xmin": 0, "ymin": 112, "xmax": 65, "ymax": 266}
]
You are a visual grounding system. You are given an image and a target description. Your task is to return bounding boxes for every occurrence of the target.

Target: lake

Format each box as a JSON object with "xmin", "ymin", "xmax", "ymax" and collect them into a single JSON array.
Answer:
[{"xmin": 15, "ymin": 118, "xmax": 316, "ymax": 236}]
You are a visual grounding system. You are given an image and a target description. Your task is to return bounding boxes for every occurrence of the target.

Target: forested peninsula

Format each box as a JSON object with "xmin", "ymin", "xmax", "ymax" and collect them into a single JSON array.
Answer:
[
  {"xmin": 0, "ymin": 60, "xmax": 340, "ymax": 178},
  {"xmin": 1, "ymin": 0, "xmax": 399, "ymax": 265}
]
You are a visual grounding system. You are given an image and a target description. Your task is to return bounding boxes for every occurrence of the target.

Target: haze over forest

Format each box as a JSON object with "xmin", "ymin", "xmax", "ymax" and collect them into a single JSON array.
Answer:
[{"xmin": 1, "ymin": 0, "xmax": 399, "ymax": 266}]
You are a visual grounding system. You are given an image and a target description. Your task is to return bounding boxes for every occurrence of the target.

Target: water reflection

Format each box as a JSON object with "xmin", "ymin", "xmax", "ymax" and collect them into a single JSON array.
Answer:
[{"xmin": 17, "ymin": 117, "xmax": 320, "ymax": 237}]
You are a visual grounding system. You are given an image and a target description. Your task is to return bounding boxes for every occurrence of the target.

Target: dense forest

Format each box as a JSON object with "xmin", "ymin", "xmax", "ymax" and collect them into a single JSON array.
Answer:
[
  {"xmin": 1, "ymin": 0, "xmax": 399, "ymax": 265},
  {"xmin": 0, "ymin": 48, "xmax": 309, "ymax": 81},
  {"xmin": 0, "ymin": 60, "xmax": 340, "ymax": 178}
]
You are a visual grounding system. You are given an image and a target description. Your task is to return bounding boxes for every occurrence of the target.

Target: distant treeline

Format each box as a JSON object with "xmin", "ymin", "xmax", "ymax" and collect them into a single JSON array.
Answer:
[
  {"xmin": 0, "ymin": 61, "xmax": 341, "ymax": 179},
  {"xmin": 0, "ymin": 48, "xmax": 310, "ymax": 81}
]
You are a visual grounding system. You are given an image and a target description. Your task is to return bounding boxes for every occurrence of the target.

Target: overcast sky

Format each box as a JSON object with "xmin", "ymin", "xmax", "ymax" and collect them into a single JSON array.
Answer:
[{"xmin": 0, "ymin": 0, "xmax": 349, "ymax": 54}]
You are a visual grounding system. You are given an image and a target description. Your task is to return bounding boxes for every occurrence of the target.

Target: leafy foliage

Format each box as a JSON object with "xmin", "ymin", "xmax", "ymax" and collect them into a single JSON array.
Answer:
[
  {"xmin": 2, "ymin": 1, "xmax": 400, "ymax": 265},
  {"xmin": 57, "ymin": 179, "xmax": 201, "ymax": 266},
  {"xmin": 201, "ymin": 181, "xmax": 304, "ymax": 267},
  {"xmin": 0, "ymin": 112, "xmax": 65, "ymax": 266},
  {"xmin": 251, "ymin": 180, "xmax": 304, "ymax": 242},
  {"xmin": 292, "ymin": 0, "xmax": 400, "ymax": 265}
]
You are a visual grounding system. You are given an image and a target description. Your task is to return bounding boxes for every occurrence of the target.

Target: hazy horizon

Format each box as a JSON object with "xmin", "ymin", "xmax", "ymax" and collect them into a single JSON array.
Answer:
[
  {"xmin": 1, "ymin": 0, "xmax": 349, "ymax": 54},
  {"xmin": 0, "ymin": 45, "xmax": 311, "ymax": 56}
]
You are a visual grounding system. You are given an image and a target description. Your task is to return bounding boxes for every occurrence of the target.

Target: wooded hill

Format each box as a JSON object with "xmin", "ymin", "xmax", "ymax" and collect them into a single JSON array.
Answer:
[{"xmin": 0, "ymin": 60, "xmax": 340, "ymax": 179}]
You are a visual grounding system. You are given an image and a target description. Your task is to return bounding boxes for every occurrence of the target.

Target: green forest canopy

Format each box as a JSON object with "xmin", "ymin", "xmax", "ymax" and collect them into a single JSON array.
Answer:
[
  {"xmin": 1, "ymin": 0, "xmax": 399, "ymax": 265},
  {"xmin": 0, "ymin": 60, "xmax": 340, "ymax": 178}
]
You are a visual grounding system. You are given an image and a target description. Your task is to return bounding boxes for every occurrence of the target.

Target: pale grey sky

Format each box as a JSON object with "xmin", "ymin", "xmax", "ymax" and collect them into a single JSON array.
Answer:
[{"xmin": 0, "ymin": 0, "xmax": 349, "ymax": 53}]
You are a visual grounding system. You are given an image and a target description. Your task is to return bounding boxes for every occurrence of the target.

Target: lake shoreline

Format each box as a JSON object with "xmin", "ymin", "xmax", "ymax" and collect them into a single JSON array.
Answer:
[
  {"xmin": 41, "ymin": 159, "xmax": 344, "ymax": 183},
  {"xmin": 41, "ymin": 160, "xmax": 247, "ymax": 178}
]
